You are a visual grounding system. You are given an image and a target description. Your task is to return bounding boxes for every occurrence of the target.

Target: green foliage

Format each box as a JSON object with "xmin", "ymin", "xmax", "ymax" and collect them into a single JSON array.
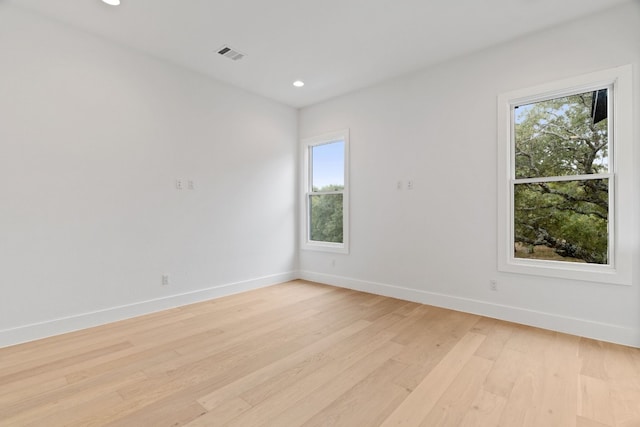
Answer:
[
  {"xmin": 310, "ymin": 185, "xmax": 343, "ymax": 243},
  {"xmin": 514, "ymin": 91, "xmax": 609, "ymax": 264}
]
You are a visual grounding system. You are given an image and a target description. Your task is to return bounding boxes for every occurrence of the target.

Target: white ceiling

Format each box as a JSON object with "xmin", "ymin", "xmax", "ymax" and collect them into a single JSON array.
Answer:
[{"xmin": 8, "ymin": 0, "xmax": 632, "ymax": 108}]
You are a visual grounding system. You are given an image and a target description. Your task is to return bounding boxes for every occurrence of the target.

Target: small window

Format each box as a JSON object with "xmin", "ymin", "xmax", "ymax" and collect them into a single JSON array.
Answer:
[
  {"xmin": 301, "ymin": 130, "xmax": 349, "ymax": 253},
  {"xmin": 497, "ymin": 66, "xmax": 633, "ymax": 284}
]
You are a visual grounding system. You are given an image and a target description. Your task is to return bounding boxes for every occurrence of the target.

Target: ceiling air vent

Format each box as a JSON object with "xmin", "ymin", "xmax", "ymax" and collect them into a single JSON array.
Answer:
[{"xmin": 217, "ymin": 45, "xmax": 245, "ymax": 61}]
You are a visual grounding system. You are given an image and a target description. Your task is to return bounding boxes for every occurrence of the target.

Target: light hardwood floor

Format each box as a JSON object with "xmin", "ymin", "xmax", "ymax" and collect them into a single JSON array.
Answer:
[{"xmin": 1, "ymin": 280, "xmax": 639, "ymax": 426}]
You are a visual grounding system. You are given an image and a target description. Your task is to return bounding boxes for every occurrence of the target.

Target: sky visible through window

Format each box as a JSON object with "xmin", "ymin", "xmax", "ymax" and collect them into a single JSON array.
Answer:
[
  {"xmin": 312, "ymin": 140, "xmax": 344, "ymax": 190},
  {"xmin": 515, "ymin": 103, "xmax": 569, "ymax": 124},
  {"xmin": 514, "ymin": 104, "xmax": 533, "ymax": 124}
]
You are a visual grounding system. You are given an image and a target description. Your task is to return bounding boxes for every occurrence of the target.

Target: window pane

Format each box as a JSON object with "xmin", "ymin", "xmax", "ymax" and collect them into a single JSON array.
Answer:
[
  {"xmin": 312, "ymin": 141, "xmax": 344, "ymax": 191},
  {"xmin": 309, "ymin": 194, "xmax": 343, "ymax": 243},
  {"xmin": 514, "ymin": 89, "xmax": 608, "ymax": 179},
  {"xmin": 514, "ymin": 179, "xmax": 608, "ymax": 264}
]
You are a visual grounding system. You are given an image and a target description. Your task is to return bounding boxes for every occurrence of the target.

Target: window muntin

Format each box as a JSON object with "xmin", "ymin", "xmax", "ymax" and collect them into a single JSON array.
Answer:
[
  {"xmin": 511, "ymin": 88, "xmax": 612, "ymax": 265},
  {"xmin": 302, "ymin": 131, "xmax": 349, "ymax": 253}
]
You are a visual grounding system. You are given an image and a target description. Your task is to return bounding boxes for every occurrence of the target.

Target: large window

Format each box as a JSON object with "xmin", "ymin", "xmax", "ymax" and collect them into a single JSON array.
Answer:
[
  {"xmin": 513, "ymin": 89, "xmax": 611, "ymax": 265},
  {"xmin": 497, "ymin": 66, "xmax": 633, "ymax": 284},
  {"xmin": 301, "ymin": 130, "xmax": 349, "ymax": 253}
]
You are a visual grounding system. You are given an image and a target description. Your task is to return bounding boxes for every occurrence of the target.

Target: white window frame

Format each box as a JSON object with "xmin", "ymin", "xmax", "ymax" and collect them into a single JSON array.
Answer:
[
  {"xmin": 497, "ymin": 65, "xmax": 633, "ymax": 285},
  {"xmin": 301, "ymin": 129, "xmax": 350, "ymax": 254}
]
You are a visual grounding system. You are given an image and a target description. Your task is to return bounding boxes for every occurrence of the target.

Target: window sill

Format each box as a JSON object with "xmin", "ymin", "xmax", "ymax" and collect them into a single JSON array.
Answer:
[
  {"xmin": 302, "ymin": 241, "xmax": 349, "ymax": 254},
  {"xmin": 498, "ymin": 257, "xmax": 630, "ymax": 286}
]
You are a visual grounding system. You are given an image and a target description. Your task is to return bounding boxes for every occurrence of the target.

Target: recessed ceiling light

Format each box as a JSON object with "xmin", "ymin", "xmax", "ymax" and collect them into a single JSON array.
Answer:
[
  {"xmin": 101, "ymin": 0, "xmax": 120, "ymax": 6},
  {"xmin": 293, "ymin": 80, "xmax": 305, "ymax": 88}
]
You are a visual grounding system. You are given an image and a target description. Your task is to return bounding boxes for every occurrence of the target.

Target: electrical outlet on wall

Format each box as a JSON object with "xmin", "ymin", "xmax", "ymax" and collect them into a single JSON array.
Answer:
[
  {"xmin": 489, "ymin": 279, "xmax": 497, "ymax": 291},
  {"xmin": 162, "ymin": 275, "xmax": 170, "ymax": 286}
]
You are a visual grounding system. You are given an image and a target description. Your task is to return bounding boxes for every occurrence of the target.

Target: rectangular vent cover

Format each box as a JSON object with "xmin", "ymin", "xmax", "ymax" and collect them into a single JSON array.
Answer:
[{"xmin": 217, "ymin": 45, "xmax": 245, "ymax": 61}]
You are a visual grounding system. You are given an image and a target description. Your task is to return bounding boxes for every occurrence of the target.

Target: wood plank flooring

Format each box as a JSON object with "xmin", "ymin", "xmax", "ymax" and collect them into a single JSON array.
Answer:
[{"xmin": 1, "ymin": 280, "xmax": 639, "ymax": 426}]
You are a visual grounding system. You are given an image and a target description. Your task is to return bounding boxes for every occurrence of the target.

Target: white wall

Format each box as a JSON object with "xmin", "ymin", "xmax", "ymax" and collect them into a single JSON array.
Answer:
[
  {"xmin": 0, "ymin": 5, "xmax": 298, "ymax": 347},
  {"xmin": 2, "ymin": 2, "xmax": 638, "ymax": 349},
  {"xmin": 299, "ymin": 2, "xmax": 640, "ymax": 347}
]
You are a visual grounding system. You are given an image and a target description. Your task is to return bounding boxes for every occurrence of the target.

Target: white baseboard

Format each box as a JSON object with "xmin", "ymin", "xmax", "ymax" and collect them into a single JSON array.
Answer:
[
  {"xmin": 4, "ymin": 270, "xmax": 638, "ymax": 349},
  {"xmin": 299, "ymin": 270, "xmax": 640, "ymax": 348},
  {"xmin": 0, "ymin": 271, "xmax": 298, "ymax": 349}
]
